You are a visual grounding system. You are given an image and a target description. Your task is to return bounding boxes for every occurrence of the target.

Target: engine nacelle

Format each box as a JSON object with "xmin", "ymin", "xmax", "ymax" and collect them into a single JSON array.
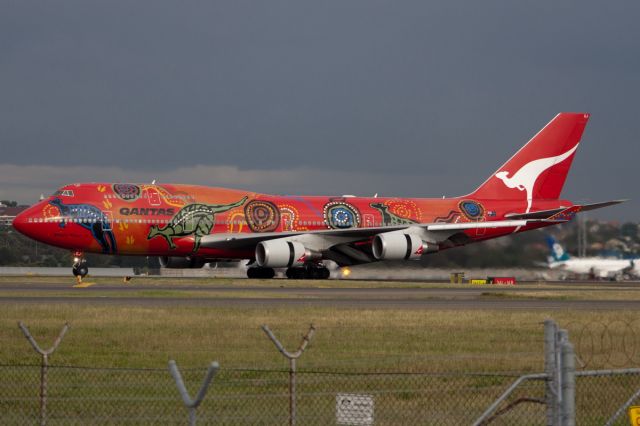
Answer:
[
  {"xmin": 158, "ymin": 256, "xmax": 206, "ymax": 269},
  {"xmin": 256, "ymin": 240, "xmax": 318, "ymax": 268},
  {"xmin": 372, "ymin": 233, "xmax": 437, "ymax": 261}
]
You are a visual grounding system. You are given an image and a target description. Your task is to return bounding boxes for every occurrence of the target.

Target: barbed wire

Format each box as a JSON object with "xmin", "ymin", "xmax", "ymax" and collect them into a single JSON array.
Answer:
[{"xmin": 564, "ymin": 320, "xmax": 640, "ymax": 369}]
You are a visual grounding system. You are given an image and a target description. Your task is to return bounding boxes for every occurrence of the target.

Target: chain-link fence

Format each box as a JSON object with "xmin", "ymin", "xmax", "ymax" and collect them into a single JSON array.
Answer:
[
  {"xmin": 3, "ymin": 364, "xmax": 640, "ymax": 425},
  {"xmin": 4, "ymin": 320, "xmax": 640, "ymax": 425},
  {"xmin": 0, "ymin": 364, "xmax": 546, "ymax": 425}
]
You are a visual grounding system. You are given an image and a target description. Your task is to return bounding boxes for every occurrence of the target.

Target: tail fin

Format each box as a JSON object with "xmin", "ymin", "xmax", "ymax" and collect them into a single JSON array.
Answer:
[
  {"xmin": 546, "ymin": 235, "xmax": 570, "ymax": 262},
  {"xmin": 470, "ymin": 113, "xmax": 590, "ymax": 212}
]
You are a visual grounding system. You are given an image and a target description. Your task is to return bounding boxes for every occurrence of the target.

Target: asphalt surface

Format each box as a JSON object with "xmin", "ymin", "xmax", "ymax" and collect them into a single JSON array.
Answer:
[{"xmin": 1, "ymin": 278, "xmax": 639, "ymax": 309}]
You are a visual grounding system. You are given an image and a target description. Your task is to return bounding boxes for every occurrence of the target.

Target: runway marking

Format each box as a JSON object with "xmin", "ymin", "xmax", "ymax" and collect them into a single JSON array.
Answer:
[{"xmin": 73, "ymin": 282, "xmax": 95, "ymax": 288}]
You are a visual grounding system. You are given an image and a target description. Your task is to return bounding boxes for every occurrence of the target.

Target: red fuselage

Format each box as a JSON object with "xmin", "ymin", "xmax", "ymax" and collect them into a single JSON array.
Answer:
[{"xmin": 12, "ymin": 182, "xmax": 568, "ymax": 260}]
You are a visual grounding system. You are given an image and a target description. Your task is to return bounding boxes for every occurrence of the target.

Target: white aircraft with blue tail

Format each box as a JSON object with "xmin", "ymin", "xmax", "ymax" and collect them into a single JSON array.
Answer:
[{"xmin": 546, "ymin": 236, "xmax": 638, "ymax": 280}]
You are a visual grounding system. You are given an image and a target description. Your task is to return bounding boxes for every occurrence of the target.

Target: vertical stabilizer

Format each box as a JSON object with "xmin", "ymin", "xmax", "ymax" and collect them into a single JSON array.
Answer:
[
  {"xmin": 546, "ymin": 235, "xmax": 570, "ymax": 262},
  {"xmin": 470, "ymin": 113, "xmax": 590, "ymax": 212}
]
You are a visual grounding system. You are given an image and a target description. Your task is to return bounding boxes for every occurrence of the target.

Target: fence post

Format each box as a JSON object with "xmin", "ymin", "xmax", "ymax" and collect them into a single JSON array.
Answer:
[
  {"xmin": 560, "ymin": 336, "xmax": 575, "ymax": 426},
  {"xmin": 544, "ymin": 319, "xmax": 559, "ymax": 426},
  {"xmin": 18, "ymin": 321, "xmax": 69, "ymax": 426},
  {"xmin": 168, "ymin": 360, "xmax": 219, "ymax": 426},
  {"xmin": 262, "ymin": 324, "xmax": 316, "ymax": 426}
]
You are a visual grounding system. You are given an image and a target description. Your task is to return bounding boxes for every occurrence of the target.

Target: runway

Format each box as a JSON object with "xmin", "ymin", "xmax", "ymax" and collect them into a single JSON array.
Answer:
[{"xmin": 1, "ymin": 278, "xmax": 639, "ymax": 310}]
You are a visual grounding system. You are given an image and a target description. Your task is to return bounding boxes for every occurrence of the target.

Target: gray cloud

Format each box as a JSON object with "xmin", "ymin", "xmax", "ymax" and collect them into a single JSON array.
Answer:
[
  {"xmin": 0, "ymin": 1, "xmax": 637, "ymax": 220},
  {"xmin": 0, "ymin": 163, "xmax": 431, "ymax": 203}
]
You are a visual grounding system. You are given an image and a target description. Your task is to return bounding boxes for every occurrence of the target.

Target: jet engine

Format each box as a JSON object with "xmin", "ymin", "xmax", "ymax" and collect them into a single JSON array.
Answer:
[
  {"xmin": 372, "ymin": 233, "xmax": 437, "ymax": 261},
  {"xmin": 256, "ymin": 240, "xmax": 319, "ymax": 268},
  {"xmin": 158, "ymin": 256, "xmax": 206, "ymax": 269}
]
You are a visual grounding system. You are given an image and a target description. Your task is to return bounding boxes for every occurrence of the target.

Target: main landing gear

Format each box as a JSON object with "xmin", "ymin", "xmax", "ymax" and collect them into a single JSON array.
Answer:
[
  {"xmin": 72, "ymin": 252, "xmax": 88, "ymax": 281},
  {"xmin": 247, "ymin": 267, "xmax": 276, "ymax": 279},
  {"xmin": 286, "ymin": 264, "xmax": 330, "ymax": 280},
  {"xmin": 246, "ymin": 264, "xmax": 331, "ymax": 279}
]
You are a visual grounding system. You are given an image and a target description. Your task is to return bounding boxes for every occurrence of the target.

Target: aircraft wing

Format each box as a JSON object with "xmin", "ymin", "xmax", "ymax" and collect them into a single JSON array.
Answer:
[{"xmin": 199, "ymin": 218, "xmax": 559, "ymax": 265}]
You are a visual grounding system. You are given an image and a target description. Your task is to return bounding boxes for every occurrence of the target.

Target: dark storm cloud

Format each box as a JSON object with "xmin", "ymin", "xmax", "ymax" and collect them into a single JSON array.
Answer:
[{"xmin": 0, "ymin": 1, "xmax": 638, "ymax": 219}]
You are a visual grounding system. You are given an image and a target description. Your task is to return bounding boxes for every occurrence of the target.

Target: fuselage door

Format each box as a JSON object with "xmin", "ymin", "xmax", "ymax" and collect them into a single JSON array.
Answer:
[
  {"xmin": 147, "ymin": 188, "xmax": 161, "ymax": 206},
  {"xmin": 364, "ymin": 214, "xmax": 374, "ymax": 228},
  {"xmin": 102, "ymin": 211, "xmax": 113, "ymax": 231}
]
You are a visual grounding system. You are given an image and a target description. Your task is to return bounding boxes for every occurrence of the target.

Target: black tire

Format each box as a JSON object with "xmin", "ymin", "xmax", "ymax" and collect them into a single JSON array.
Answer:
[
  {"xmin": 321, "ymin": 268, "xmax": 330, "ymax": 279},
  {"xmin": 262, "ymin": 268, "xmax": 276, "ymax": 279},
  {"xmin": 286, "ymin": 267, "xmax": 304, "ymax": 279},
  {"xmin": 73, "ymin": 265, "xmax": 88, "ymax": 278},
  {"xmin": 247, "ymin": 267, "xmax": 275, "ymax": 279}
]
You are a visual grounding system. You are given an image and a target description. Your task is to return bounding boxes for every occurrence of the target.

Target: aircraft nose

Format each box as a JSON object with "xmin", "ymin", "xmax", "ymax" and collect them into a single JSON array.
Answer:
[
  {"xmin": 12, "ymin": 210, "xmax": 28, "ymax": 235},
  {"xmin": 12, "ymin": 205, "xmax": 41, "ymax": 239}
]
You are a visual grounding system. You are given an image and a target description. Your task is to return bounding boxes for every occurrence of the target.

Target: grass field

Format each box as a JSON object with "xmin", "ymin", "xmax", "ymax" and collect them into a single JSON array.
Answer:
[
  {"xmin": 1, "ymin": 276, "xmax": 638, "ymax": 372},
  {"xmin": 1, "ymin": 276, "xmax": 639, "ymax": 424}
]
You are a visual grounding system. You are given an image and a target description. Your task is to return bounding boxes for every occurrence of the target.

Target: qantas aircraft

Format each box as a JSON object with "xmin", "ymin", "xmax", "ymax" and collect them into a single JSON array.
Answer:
[{"xmin": 12, "ymin": 112, "xmax": 624, "ymax": 279}]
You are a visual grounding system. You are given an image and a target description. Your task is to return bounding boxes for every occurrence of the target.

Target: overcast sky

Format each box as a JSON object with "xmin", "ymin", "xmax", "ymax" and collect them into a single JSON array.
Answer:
[{"xmin": 1, "ymin": 1, "xmax": 638, "ymax": 220}]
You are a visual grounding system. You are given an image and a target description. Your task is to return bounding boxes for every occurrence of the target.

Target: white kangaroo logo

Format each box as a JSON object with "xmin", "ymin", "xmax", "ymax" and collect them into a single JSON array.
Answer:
[{"xmin": 495, "ymin": 144, "xmax": 578, "ymax": 213}]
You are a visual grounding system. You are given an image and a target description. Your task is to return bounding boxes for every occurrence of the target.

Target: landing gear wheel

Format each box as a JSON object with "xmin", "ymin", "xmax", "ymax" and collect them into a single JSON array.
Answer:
[
  {"xmin": 247, "ymin": 267, "xmax": 276, "ymax": 279},
  {"xmin": 72, "ymin": 253, "xmax": 88, "ymax": 279},
  {"xmin": 320, "ymin": 267, "xmax": 330, "ymax": 279},
  {"xmin": 286, "ymin": 265, "xmax": 330, "ymax": 280},
  {"xmin": 72, "ymin": 264, "xmax": 89, "ymax": 278}
]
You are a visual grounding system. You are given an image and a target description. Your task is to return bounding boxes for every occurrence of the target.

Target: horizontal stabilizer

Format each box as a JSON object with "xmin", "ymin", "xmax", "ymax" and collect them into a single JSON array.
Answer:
[{"xmin": 505, "ymin": 200, "xmax": 627, "ymax": 220}]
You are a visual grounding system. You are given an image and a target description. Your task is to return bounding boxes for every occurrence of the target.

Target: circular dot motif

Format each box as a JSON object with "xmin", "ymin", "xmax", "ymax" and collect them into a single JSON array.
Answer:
[
  {"xmin": 459, "ymin": 200, "xmax": 484, "ymax": 220},
  {"xmin": 324, "ymin": 202, "xmax": 360, "ymax": 229},
  {"xmin": 113, "ymin": 184, "xmax": 141, "ymax": 201},
  {"xmin": 244, "ymin": 200, "xmax": 280, "ymax": 232}
]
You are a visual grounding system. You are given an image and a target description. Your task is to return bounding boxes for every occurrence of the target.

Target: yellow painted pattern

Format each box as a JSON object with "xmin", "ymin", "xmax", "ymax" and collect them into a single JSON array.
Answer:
[
  {"xmin": 227, "ymin": 212, "xmax": 246, "ymax": 233},
  {"xmin": 139, "ymin": 184, "xmax": 189, "ymax": 208},
  {"xmin": 278, "ymin": 204, "xmax": 300, "ymax": 231},
  {"xmin": 386, "ymin": 199, "xmax": 422, "ymax": 222},
  {"xmin": 628, "ymin": 406, "xmax": 640, "ymax": 425}
]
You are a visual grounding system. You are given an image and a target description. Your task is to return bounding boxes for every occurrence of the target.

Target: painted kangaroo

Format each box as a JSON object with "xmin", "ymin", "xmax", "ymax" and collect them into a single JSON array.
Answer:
[
  {"xmin": 370, "ymin": 202, "xmax": 417, "ymax": 226},
  {"xmin": 148, "ymin": 196, "xmax": 248, "ymax": 252},
  {"xmin": 495, "ymin": 144, "xmax": 579, "ymax": 213},
  {"xmin": 49, "ymin": 198, "xmax": 117, "ymax": 253}
]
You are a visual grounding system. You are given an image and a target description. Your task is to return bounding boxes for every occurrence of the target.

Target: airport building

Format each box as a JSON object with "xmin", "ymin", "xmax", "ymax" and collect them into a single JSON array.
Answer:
[{"xmin": 0, "ymin": 205, "xmax": 28, "ymax": 226}]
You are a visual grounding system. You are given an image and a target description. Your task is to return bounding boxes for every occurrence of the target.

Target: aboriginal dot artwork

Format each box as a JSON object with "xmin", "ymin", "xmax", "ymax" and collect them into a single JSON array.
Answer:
[
  {"xmin": 323, "ymin": 202, "xmax": 360, "ymax": 229},
  {"xmin": 370, "ymin": 202, "xmax": 417, "ymax": 226},
  {"xmin": 148, "ymin": 197, "xmax": 248, "ymax": 252},
  {"xmin": 459, "ymin": 200, "xmax": 485, "ymax": 221},
  {"xmin": 384, "ymin": 200, "xmax": 422, "ymax": 222},
  {"xmin": 434, "ymin": 211, "xmax": 462, "ymax": 223},
  {"xmin": 244, "ymin": 200, "xmax": 280, "ymax": 232},
  {"xmin": 278, "ymin": 205, "xmax": 299, "ymax": 231},
  {"xmin": 113, "ymin": 184, "xmax": 141, "ymax": 201}
]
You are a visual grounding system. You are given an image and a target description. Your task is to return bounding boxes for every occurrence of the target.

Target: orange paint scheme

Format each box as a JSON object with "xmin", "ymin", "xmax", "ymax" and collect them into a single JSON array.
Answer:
[
  {"xmin": 12, "ymin": 183, "xmax": 570, "ymax": 258},
  {"xmin": 11, "ymin": 113, "xmax": 622, "ymax": 271}
]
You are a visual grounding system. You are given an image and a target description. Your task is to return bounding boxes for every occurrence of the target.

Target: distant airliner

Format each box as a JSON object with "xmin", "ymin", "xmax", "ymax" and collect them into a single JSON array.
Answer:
[
  {"xmin": 546, "ymin": 236, "xmax": 637, "ymax": 280},
  {"xmin": 13, "ymin": 113, "xmax": 625, "ymax": 279}
]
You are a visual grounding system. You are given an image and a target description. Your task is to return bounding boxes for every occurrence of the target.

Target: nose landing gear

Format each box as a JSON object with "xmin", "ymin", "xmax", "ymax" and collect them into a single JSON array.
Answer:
[{"xmin": 72, "ymin": 252, "xmax": 88, "ymax": 282}]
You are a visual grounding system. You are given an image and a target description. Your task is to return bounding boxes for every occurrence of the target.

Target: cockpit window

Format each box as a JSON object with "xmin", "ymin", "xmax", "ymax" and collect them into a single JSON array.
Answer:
[{"xmin": 53, "ymin": 189, "xmax": 74, "ymax": 197}]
